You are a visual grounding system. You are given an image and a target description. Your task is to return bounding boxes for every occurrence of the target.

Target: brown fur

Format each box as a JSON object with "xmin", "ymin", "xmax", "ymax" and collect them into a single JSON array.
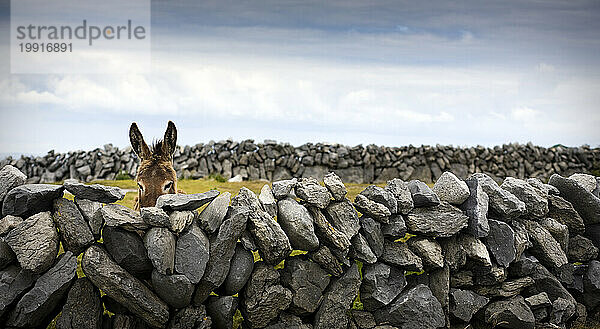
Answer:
[{"xmin": 129, "ymin": 121, "xmax": 179, "ymax": 210}]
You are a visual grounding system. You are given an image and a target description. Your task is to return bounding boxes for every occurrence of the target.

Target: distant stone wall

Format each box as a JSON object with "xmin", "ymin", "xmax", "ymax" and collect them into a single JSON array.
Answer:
[
  {"xmin": 1, "ymin": 164, "xmax": 600, "ymax": 328},
  {"xmin": 1, "ymin": 141, "xmax": 599, "ymax": 184}
]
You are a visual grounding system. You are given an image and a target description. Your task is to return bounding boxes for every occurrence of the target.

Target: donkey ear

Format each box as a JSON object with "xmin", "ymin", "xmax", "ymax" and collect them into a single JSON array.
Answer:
[
  {"xmin": 129, "ymin": 122, "xmax": 150, "ymax": 159},
  {"xmin": 163, "ymin": 121, "xmax": 177, "ymax": 158}
]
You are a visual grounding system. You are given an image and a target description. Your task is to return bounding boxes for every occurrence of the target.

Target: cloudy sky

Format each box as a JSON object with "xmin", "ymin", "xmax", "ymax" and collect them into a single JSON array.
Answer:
[{"xmin": 1, "ymin": 0, "xmax": 599, "ymax": 156}]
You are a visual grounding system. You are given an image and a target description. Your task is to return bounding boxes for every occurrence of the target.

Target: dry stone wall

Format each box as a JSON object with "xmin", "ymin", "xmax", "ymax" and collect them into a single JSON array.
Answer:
[
  {"xmin": 1, "ymin": 164, "xmax": 600, "ymax": 329},
  {"xmin": 2, "ymin": 141, "xmax": 599, "ymax": 184}
]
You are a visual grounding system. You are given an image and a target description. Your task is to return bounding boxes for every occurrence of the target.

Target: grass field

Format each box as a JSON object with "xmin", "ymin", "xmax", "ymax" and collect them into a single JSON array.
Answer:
[{"xmin": 94, "ymin": 178, "xmax": 383, "ymax": 209}]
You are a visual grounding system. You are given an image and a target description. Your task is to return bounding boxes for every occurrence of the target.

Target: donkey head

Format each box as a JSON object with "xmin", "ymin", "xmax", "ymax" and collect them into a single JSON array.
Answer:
[{"xmin": 129, "ymin": 121, "xmax": 178, "ymax": 210}]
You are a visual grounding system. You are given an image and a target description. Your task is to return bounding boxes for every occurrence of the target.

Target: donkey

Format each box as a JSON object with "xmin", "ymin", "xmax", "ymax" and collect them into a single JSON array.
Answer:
[{"xmin": 129, "ymin": 121, "xmax": 179, "ymax": 210}]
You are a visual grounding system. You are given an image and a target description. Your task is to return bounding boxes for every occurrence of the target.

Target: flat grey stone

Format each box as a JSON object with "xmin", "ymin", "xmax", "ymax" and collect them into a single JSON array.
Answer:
[
  {"xmin": 220, "ymin": 243, "xmax": 254, "ymax": 296},
  {"xmin": 361, "ymin": 262, "xmax": 406, "ymax": 311},
  {"xmin": 525, "ymin": 220, "xmax": 568, "ymax": 270},
  {"xmin": 381, "ymin": 214, "xmax": 407, "ymax": 239},
  {"xmin": 511, "ymin": 220, "xmax": 531, "ymax": 260},
  {"xmin": 249, "ymin": 208, "xmax": 292, "ymax": 265},
  {"xmin": 6, "ymin": 251, "xmax": 77, "ymax": 328},
  {"xmin": 308, "ymin": 245, "xmax": 343, "ymax": 277},
  {"xmin": 568, "ymin": 235, "xmax": 598, "ymax": 262},
  {"xmin": 458, "ymin": 233, "xmax": 492, "ymax": 267},
  {"xmin": 469, "ymin": 173, "xmax": 525, "ymax": 219},
  {"xmin": 0, "ymin": 165, "xmax": 26, "ymax": 203},
  {"xmin": 360, "ymin": 185, "xmax": 398, "ymax": 214},
  {"xmin": 439, "ymin": 235, "xmax": 466, "ymax": 271},
  {"xmin": 168, "ymin": 210, "xmax": 195, "ymax": 233},
  {"xmin": 540, "ymin": 217, "xmax": 569, "ymax": 254},
  {"xmin": 432, "ymin": 172, "xmax": 470, "ymax": 205},
  {"xmin": 281, "ymin": 256, "xmax": 330, "ymax": 315},
  {"xmin": 473, "ymin": 265, "xmax": 508, "ymax": 287},
  {"xmin": 2, "ymin": 184, "xmax": 64, "ymax": 217},
  {"xmin": 525, "ymin": 292, "xmax": 551, "ymax": 313},
  {"xmin": 549, "ymin": 174, "xmax": 600, "ymax": 225},
  {"xmin": 193, "ymin": 205, "xmax": 249, "ymax": 304},
  {"xmin": 373, "ymin": 284, "xmax": 445, "ymax": 329},
  {"xmin": 384, "ymin": 178, "xmax": 414, "ymax": 214},
  {"xmin": 549, "ymin": 297, "xmax": 576, "ymax": 326},
  {"xmin": 64, "ymin": 180, "xmax": 125, "ymax": 203},
  {"xmin": 405, "ymin": 202, "xmax": 468, "ymax": 238},
  {"xmin": 350, "ymin": 232, "xmax": 377, "ymax": 264},
  {"xmin": 360, "ymin": 217, "xmax": 384, "ymax": 257},
  {"xmin": 52, "ymin": 198, "xmax": 94, "ymax": 254},
  {"xmin": 102, "ymin": 226, "xmax": 153, "ymax": 280},
  {"xmin": 206, "ymin": 295, "xmax": 238, "ymax": 329},
  {"xmin": 144, "ymin": 227, "xmax": 176, "ymax": 275},
  {"xmin": 510, "ymin": 255, "xmax": 576, "ymax": 305},
  {"xmin": 473, "ymin": 276, "xmax": 534, "ymax": 298},
  {"xmin": 175, "ymin": 225, "xmax": 210, "ymax": 284},
  {"xmin": 380, "ymin": 239, "xmax": 423, "ymax": 272},
  {"xmin": 5, "ymin": 211, "xmax": 58, "ymax": 273},
  {"xmin": 277, "ymin": 197, "xmax": 319, "ymax": 251},
  {"xmin": 100, "ymin": 203, "xmax": 148, "ymax": 231},
  {"xmin": 323, "ymin": 199, "xmax": 361, "ymax": 241},
  {"xmin": 449, "ymin": 288, "xmax": 489, "ymax": 322},
  {"xmin": 324, "ymin": 172, "xmax": 347, "ymax": 201},
  {"xmin": 308, "ymin": 205, "xmax": 350, "ymax": 251},
  {"xmin": 351, "ymin": 310, "xmax": 376, "ymax": 329},
  {"xmin": 156, "ymin": 190, "xmax": 220, "ymax": 211},
  {"xmin": 295, "ymin": 177, "xmax": 332, "ymax": 209},
  {"xmin": 460, "ymin": 176, "xmax": 490, "ymax": 238},
  {"xmin": 354, "ymin": 194, "xmax": 391, "ymax": 224},
  {"xmin": 583, "ymin": 260, "xmax": 600, "ymax": 310},
  {"xmin": 141, "ymin": 206, "xmax": 170, "ymax": 227},
  {"xmin": 547, "ymin": 195, "xmax": 585, "ymax": 235},
  {"xmin": 407, "ymin": 237, "xmax": 444, "ymax": 269},
  {"xmin": 483, "ymin": 219, "xmax": 516, "ymax": 267},
  {"xmin": 240, "ymin": 230, "xmax": 258, "ymax": 251},
  {"xmin": 234, "ymin": 188, "xmax": 291, "ymax": 265},
  {"xmin": 314, "ymin": 263, "xmax": 361, "ymax": 329},
  {"xmin": 407, "ymin": 180, "xmax": 440, "ymax": 207},
  {"xmin": 0, "ymin": 215, "xmax": 23, "ymax": 236},
  {"xmin": 259, "ymin": 185, "xmax": 277, "ymax": 217},
  {"xmin": 569, "ymin": 173, "xmax": 597, "ymax": 193},
  {"xmin": 56, "ymin": 278, "xmax": 103, "ymax": 329},
  {"xmin": 241, "ymin": 262, "xmax": 292, "ymax": 328},
  {"xmin": 483, "ymin": 295, "xmax": 535, "ymax": 329},
  {"xmin": 0, "ymin": 237, "xmax": 15, "ymax": 269},
  {"xmin": 197, "ymin": 192, "xmax": 231, "ymax": 234},
  {"xmin": 429, "ymin": 264, "xmax": 450, "ymax": 318},
  {"xmin": 527, "ymin": 178, "xmax": 560, "ymax": 196},
  {"xmin": 82, "ymin": 244, "xmax": 169, "ymax": 328},
  {"xmin": 500, "ymin": 177, "xmax": 548, "ymax": 218},
  {"xmin": 272, "ymin": 178, "xmax": 298, "ymax": 200},
  {"xmin": 74, "ymin": 199, "xmax": 103, "ymax": 238},
  {"xmin": 0, "ymin": 265, "xmax": 38, "ymax": 318},
  {"xmin": 152, "ymin": 270, "xmax": 194, "ymax": 309}
]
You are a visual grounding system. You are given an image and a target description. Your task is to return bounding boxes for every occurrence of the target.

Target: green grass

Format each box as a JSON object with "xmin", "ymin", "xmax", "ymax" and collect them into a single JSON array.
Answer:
[{"xmin": 89, "ymin": 178, "xmax": 379, "ymax": 210}]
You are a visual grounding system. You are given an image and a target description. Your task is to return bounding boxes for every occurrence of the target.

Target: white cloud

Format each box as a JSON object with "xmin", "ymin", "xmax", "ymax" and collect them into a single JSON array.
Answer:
[
  {"xmin": 511, "ymin": 107, "xmax": 538, "ymax": 121},
  {"xmin": 536, "ymin": 63, "xmax": 555, "ymax": 73}
]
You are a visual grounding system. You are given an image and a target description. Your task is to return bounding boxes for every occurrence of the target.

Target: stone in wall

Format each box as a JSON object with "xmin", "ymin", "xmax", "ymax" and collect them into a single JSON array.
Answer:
[{"xmin": 0, "ymin": 164, "xmax": 598, "ymax": 329}]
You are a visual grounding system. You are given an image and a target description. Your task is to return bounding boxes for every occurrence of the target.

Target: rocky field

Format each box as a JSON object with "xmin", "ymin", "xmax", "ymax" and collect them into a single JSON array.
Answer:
[{"xmin": 1, "ymin": 164, "xmax": 600, "ymax": 329}]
